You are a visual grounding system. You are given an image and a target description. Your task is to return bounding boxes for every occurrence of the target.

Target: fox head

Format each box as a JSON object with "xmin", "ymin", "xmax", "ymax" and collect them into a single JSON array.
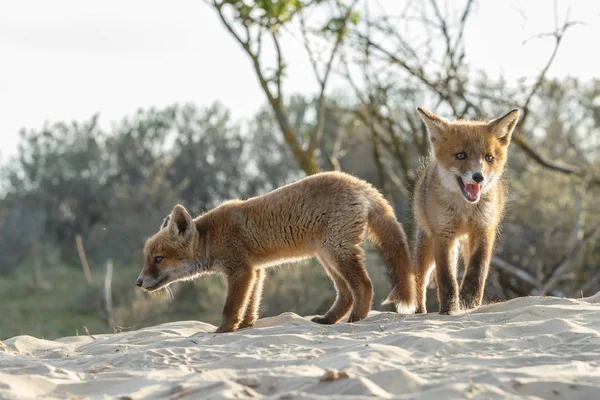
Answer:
[
  {"xmin": 136, "ymin": 204, "xmax": 200, "ymax": 292},
  {"xmin": 417, "ymin": 107, "xmax": 520, "ymax": 204}
]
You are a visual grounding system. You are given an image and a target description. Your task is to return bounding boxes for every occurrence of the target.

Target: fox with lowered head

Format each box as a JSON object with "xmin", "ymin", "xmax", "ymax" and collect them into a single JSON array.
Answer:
[{"xmin": 136, "ymin": 171, "xmax": 415, "ymax": 333}]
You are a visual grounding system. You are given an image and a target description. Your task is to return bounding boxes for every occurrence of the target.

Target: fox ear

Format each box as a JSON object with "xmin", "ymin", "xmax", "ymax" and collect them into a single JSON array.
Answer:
[
  {"xmin": 417, "ymin": 107, "xmax": 450, "ymax": 144},
  {"xmin": 168, "ymin": 204, "xmax": 194, "ymax": 240},
  {"xmin": 488, "ymin": 108, "xmax": 520, "ymax": 145}
]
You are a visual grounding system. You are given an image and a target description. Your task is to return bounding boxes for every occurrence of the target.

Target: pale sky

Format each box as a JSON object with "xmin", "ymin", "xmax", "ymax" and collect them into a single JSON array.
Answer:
[{"xmin": 1, "ymin": 0, "xmax": 599, "ymax": 161}]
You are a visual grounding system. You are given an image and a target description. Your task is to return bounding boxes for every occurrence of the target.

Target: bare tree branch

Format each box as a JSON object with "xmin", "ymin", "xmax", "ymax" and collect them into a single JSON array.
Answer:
[
  {"xmin": 540, "ymin": 200, "xmax": 600, "ymax": 295},
  {"xmin": 271, "ymin": 31, "xmax": 284, "ymax": 99},
  {"xmin": 338, "ymin": 37, "xmax": 420, "ymax": 190},
  {"xmin": 370, "ymin": 131, "xmax": 394, "ymax": 202},
  {"xmin": 512, "ymin": 134, "xmax": 597, "ymax": 179},
  {"xmin": 212, "ymin": 1, "xmax": 249, "ymax": 47},
  {"xmin": 429, "ymin": 0, "xmax": 453, "ymax": 68},
  {"xmin": 452, "ymin": 0, "xmax": 475, "ymax": 57},
  {"xmin": 305, "ymin": 0, "xmax": 360, "ymax": 154},
  {"xmin": 492, "ymin": 255, "xmax": 542, "ymax": 289},
  {"xmin": 578, "ymin": 270, "xmax": 600, "ymax": 296},
  {"xmin": 357, "ymin": 1, "xmax": 598, "ymax": 187},
  {"xmin": 357, "ymin": 35, "xmax": 481, "ymax": 117},
  {"xmin": 355, "ymin": 105, "xmax": 410, "ymax": 198},
  {"xmin": 211, "ymin": 0, "xmax": 319, "ymax": 175},
  {"xmin": 326, "ymin": 119, "xmax": 346, "ymax": 171},
  {"xmin": 75, "ymin": 234, "xmax": 93, "ymax": 285},
  {"xmin": 507, "ymin": 11, "xmax": 598, "ymax": 183},
  {"xmin": 519, "ymin": 20, "xmax": 583, "ymax": 123}
]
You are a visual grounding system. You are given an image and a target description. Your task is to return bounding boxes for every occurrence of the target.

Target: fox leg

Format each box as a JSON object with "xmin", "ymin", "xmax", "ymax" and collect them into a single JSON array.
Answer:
[
  {"xmin": 239, "ymin": 268, "xmax": 265, "ymax": 329},
  {"xmin": 460, "ymin": 232, "xmax": 494, "ymax": 309},
  {"xmin": 323, "ymin": 245, "xmax": 373, "ymax": 323},
  {"xmin": 433, "ymin": 238, "xmax": 460, "ymax": 315},
  {"xmin": 311, "ymin": 254, "xmax": 353, "ymax": 325},
  {"xmin": 414, "ymin": 228, "xmax": 434, "ymax": 314},
  {"xmin": 217, "ymin": 267, "xmax": 256, "ymax": 333}
]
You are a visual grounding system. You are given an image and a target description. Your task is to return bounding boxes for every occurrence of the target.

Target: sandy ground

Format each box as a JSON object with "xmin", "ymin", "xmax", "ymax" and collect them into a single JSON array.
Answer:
[{"xmin": 1, "ymin": 293, "xmax": 600, "ymax": 400}]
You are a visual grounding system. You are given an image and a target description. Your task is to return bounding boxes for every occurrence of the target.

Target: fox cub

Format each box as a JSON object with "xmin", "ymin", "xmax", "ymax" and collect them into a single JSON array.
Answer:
[
  {"xmin": 136, "ymin": 171, "xmax": 415, "ymax": 333},
  {"xmin": 413, "ymin": 107, "xmax": 519, "ymax": 315}
]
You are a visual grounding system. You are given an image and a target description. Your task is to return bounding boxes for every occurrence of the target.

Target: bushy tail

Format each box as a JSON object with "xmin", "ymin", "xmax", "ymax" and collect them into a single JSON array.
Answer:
[{"xmin": 366, "ymin": 196, "xmax": 416, "ymax": 314}]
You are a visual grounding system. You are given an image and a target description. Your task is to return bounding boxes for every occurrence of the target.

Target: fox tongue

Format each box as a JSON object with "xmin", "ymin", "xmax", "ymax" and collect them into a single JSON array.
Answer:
[{"xmin": 465, "ymin": 183, "xmax": 480, "ymax": 199}]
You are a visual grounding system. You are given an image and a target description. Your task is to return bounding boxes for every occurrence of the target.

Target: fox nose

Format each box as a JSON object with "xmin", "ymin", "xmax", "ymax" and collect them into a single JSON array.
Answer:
[
  {"xmin": 472, "ymin": 172, "xmax": 484, "ymax": 183},
  {"xmin": 135, "ymin": 278, "xmax": 143, "ymax": 287}
]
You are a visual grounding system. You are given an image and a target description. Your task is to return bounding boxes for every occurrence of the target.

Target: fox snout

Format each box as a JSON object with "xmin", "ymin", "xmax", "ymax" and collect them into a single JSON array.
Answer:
[
  {"xmin": 135, "ymin": 268, "xmax": 169, "ymax": 292},
  {"xmin": 135, "ymin": 272, "xmax": 147, "ymax": 288},
  {"xmin": 462, "ymin": 170, "xmax": 484, "ymax": 185}
]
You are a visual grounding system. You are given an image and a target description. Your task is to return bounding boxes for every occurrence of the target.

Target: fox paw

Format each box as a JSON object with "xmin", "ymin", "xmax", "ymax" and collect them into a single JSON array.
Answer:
[
  {"xmin": 346, "ymin": 312, "xmax": 365, "ymax": 323},
  {"xmin": 215, "ymin": 324, "xmax": 236, "ymax": 333},
  {"xmin": 238, "ymin": 320, "xmax": 256, "ymax": 329},
  {"xmin": 415, "ymin": 306, "xmax": 428, "ymax": 314},
  {"xmin": 311, "ymin": 315, "xmax": 336, "ymax": 325},
  {"xmin": 460, "ymin": 294, "xmax": 481, "ymax": 310},
  {"xmin": 438, "ymin": 303, "xmax": 460, "ymax": 315}
]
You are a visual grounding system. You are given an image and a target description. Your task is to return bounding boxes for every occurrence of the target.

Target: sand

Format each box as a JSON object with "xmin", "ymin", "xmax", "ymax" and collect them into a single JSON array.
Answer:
[{"xmin": 2, "ymin": 293, "xmax": 600, "ymax": 399}]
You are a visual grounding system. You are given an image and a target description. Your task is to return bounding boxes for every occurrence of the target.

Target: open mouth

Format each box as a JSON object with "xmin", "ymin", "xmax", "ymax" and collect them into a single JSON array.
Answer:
[
  {"xmin": 143, "ymin": 275, "xmax": 170, "ymax": 292},
  {"xmin": 456, "ymin": 177, "xmax": 481, "ymax": 203}
]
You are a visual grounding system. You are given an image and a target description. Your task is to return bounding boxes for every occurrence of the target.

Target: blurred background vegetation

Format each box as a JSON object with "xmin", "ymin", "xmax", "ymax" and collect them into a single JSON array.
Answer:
[{"xmin": 1, "ymin": 0, "xmax": 599, "ymax": 339}]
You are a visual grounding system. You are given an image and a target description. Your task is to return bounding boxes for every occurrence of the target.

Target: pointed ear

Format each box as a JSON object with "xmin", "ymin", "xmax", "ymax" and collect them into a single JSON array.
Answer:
[
  {"xmin": 488, "ymin": 108, "xmax": 520, "ymax": 145},
  {"xmin": 167, "ymin": 204, "xmax": 194, "ymax": 240},
  {"xmin": 417, "ymin": 107, "xmax": 450, "ymax": 144},
  {"xmin": 159, "ymin": 215, "xmax": 170, "ymax": 231}
]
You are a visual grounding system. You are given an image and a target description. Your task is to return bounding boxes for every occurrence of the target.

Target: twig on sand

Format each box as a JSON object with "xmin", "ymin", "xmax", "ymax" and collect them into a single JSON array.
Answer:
[
  {"xmin": 113, "ymin": 325, "xmax": 132, "ymax": 334},
  {"xmin": 82, "ymin": 326, "xmax": 97, "ymax": 340}
]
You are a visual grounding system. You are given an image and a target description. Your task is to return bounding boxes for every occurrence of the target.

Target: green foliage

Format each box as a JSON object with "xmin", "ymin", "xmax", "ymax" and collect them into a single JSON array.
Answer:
[
  {"xmin": 0, "ymin": 102, "xmax": 286, "ymax": 267},
  {"xmin": 221, "ymin": 0, "xmax": 312, "ymax": 29},
  {"xmin": 218, "ymin": 0, "xmax": 356, "ymax": 38},
  {"xmin": 320, "ymin": 9, "xmax": 360, "ymax": 39},
  {"xmin": 0, "ymin": 265, "xmax": 106, "ymax": 340}
]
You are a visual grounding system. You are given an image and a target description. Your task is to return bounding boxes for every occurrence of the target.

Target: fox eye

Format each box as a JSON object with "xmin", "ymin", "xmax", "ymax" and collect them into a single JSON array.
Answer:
[
  {"xmin": 485, "ymin": 154, "xmax": 494, "ymax": 162},
  {"xmin": 154, "ymin": 256, "xmax": 164, "ymax": 263},
  {"xmin": 455, "ymin": 152, "xmax": 467, "ymax": 160}
]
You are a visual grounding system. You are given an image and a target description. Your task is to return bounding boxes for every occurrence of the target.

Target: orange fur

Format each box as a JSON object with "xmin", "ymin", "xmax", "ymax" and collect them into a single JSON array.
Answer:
[
  {"xmin": 137, "ymin": 171, "xmax": 414, "ymax": 332},
  {"xmin": 413, "ymin": 107, "xmax": 519, "ymax": 314}
]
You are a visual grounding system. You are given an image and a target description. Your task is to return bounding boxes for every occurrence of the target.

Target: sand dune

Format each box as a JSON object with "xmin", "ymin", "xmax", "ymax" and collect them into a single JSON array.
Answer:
[{"xmin": 2, "ymin": 293, "xmax": 600, "ymax": 399}]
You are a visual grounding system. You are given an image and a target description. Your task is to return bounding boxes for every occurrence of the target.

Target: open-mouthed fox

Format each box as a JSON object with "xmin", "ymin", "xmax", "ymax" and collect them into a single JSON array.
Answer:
[
  {"xmin": 413, "ymin": 107, "xmax": 520, "ymax": 315},
  {"xmin": 136, "ymin": 171, "xmax": 415, "ymax": 332}
]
